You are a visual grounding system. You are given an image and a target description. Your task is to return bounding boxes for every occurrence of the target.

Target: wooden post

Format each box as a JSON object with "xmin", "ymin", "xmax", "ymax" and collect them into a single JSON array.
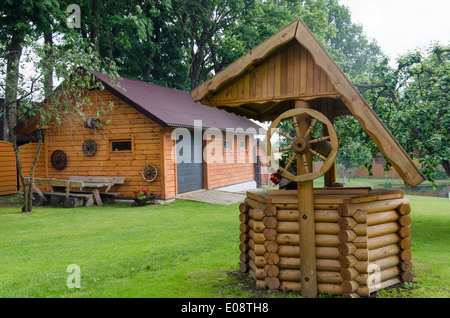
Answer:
[
  {"xmin": 295, "ymin": 100, "xmax": 317, "ymax": 297},
  {"xmin": 321, "ymin": 99, "xmax": 336, "ymax": 187}
]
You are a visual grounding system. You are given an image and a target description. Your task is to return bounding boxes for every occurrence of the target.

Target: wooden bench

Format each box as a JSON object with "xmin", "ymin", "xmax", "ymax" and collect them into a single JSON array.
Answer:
[{"xmin": 36, "ymin": 191, "xmax": 94, "ymax": 208}]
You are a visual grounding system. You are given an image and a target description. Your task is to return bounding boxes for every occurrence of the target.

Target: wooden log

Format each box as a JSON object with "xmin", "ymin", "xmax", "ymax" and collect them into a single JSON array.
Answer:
[
  {"xmin": 248, "ymin": 249, "xmax": 266, "ymax": 267},
  {"xmin": 248, "ymin": 219, "xmax": 265, "ymax": 232},
  {"xmin": 275, "ymin": 209, "xmax": 298, "ymax": 221},
  {"xmin": 315, "ymin": 222, "xmax": 340, "ymax": 235},
  {"xmin": 264, "ymin": 264, "xmax": 280, "ymax": 278},
  {"xmin": 255, "ymin": 279, "xmax": 266, "ymax": 290},
  {"xmin": 239, "ymin": 232, "xmax": 249, "ymax": 243},
  {"xmin": 279, "ymin": 281, "xmax": 343, "ymax": 295},
  {"xmin": 239, "ymin": 202, "xmax": 250, "ymax": 213},
  {"xmin": 278, "ymin": 245, "xmax": 299, "ymax": 257},
  {"xmin": 368, "ymin": 222, "xmax": 399, "ymax": 238},
  {"xmin": 338, "ymin": 243, "xmax": 357, "ymax": 256},
  {"xmin": 278, "ymin": 270, "xmax": 343, "ymax": 284},
  {"xmin": 398, "ymin": 226, "xmax": 411, "ymax": 238},
  {"xmin": 367, "ymin": 233, "xmax": 399, "ymax": 250},
  {"xmin": 352, "ymin": 235, "xmax": 368, "ymax": 248},
  {"xmin": 316, "ymin": 234, "xmax": 340, "ymax": 247},
  {"xmin": 368, "ymin": 244, "xmax": 400, "ymax": 262},
  {"xmin": 277, "ymin": 221, "xmax": 299, "ymax": 233},
  {"xmin": 239, "ymin": 242, "xmax": 249, "ymax": 253},
  {"xmin": 264, "ymin": 252, "xmax": 280, "ymax": 265},
  {"xmin": 339, "ymin": 255, "xmax": 358, "ymax": 268},
  {"xmin": 342, "ymin": 280, "xmax": 359, "ymax": 293},
  {"xmin": 354, "ymin": 248, "xmax": 369, "ymax": 261},
  {"xmin": 400, "ymin": 249, "xmax": 412, "ymax": 261},
  {"xmin": 249, "ymin": 259, "xmax": 267, "ymax": 279},
  {"xmin": 264, "ymin": 240, "xmax": 279, "ymax": 253},
  {"xmin": 239, "ymin": 223, "xmax": 249, "ymax": 233},
  {"xmin": 277, "ymin": 233, "xmax": 299, "ymax": 245},
  {"xmin": 249, "ymin": 229, "xmax": 266, "ymax": 244},
  {"xmin": 338, "ymin": 197, "xmax": 410, "ymax": 217},
  {"xmin": 274, "ymin": 203, "xmax": 340, "ymax": 210},
  {"xmin": 316, "ymin": 246, "xmax": 340, "ymax": 259},
  {"xmin": 239, "ymin": 262, "xmax": 249, "ymax": 273},
  {"xmin": 401, "ymin": 271, "xmax": 414, "ymax": 282},
  {"xmin": 354, "ymin": 261, "xmax": 369, "ymax": 273},
  {"xmin": 371, "ymin": 255, "xmax": 401, "ymax": 271},
  {"xmin": 356, "ymin": 265, "xmax": 400, "ymax": 286},
  {"xmin": 396, "ymin": 203, "xmax": 411, "ymax": 216},
  {"xmin": 278, "ymin": 257, "xmax": 300, "ymax": 269},
  {"xmin": 245, "ymin": 197, "xmax": 267, "ymax": 210},
  {"xmin": 264, "ymin": 204, "xmax": 277, "ymax": 216},
  {"xmin": 399, "ymin": 238, "xmax": 412, "ymax": 250},
  {"xmin": 367, "ymin": 210, "xmax": 399, "ymax": 226},
  {"xmin": 275, "ymin": 209, "xmax": 339, "ymax": 222},
  {"xmin": 239, "ymin": 252, "xmax": 249, "ymax": 263},
  {"xmin": 263, "ymin": 216, "xmax": 278, "ymax": 229},
  {"xmin": 249, "ymin": 208, "xmax": 265, "ymax": 220},
  {"xmin": 340, "ymin": 267, "xmax": 359, "ymax": 281},
  {"xmin": 357, "ymin": 277, "xmax": 402, "ymax": 297},
  {"xmin": 263, "ymin": 228, "xmax": 277, "ymax": 241},
  {"xmin": 248, "ymin": 239, "xmax": 265, "ymax": 255},
  {"xmin": 338, "ymin": 217, "xmax": 357, "ymax": 230},
  {"xmin": 352, "ymin": 209, "xmax": 367, "ymax": 223},
  {"xmin": 317, "ymin": 259, "xmax": 341, "ymax": 271},
  {"xmin": 239, "ymin": 213, "xmax": 250, "ymax": 223},
  {"xmin": 338, "ymin": 230, "xmax": 357, "ymax": 243},
  {"xmin": 400, "ymin": 260, "xmax": 412, "ymax": 272},
  {"xmin": 265, "ymin": 277, "xmax": 280, "ymax": 290}
]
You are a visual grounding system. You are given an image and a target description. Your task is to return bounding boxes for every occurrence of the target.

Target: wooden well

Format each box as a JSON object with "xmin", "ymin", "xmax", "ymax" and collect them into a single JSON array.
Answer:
[
  {"xmin": 190, "ymin": 18, "xmax": 424, "ymax": 298},
  {"xmin": 238, "ymin": 187, "xmax": 413, "ymax": 297}
]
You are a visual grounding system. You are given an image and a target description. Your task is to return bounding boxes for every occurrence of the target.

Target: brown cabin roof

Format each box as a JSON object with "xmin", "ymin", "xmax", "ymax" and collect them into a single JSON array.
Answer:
[
  {"xmin": 92, "ymin": 72, "xmax": 264, "ymax": 132},
  {"xmin": 190, "ymin": 19, "xmax": 425, "ymax": 188}
]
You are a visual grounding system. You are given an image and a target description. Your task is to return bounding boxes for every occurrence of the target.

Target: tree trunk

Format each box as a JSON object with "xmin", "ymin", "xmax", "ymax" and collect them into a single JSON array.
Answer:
[
  {"xmin": 3, "ymin": 29, "xmax": 24, "ymax": 142},
  {"xmin": 442, "ymin": 160, "xmax": 450, "ymax": 178},
  {"xmin": 43, "ymin": 31, "xmax": 54, "ymax": 99}
]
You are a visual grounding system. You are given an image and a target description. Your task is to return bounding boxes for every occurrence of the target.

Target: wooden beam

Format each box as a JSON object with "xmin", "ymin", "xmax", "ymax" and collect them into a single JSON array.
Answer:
[{"xmin": 295, "ymin": 100, "xmax": 317, "ymax": 298}]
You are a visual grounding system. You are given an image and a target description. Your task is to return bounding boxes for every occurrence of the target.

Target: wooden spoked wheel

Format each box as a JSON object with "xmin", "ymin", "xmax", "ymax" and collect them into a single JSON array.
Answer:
[
  {"xmin": 266, "ymin": 108, "xmax": 338, "ymax": 182},
  {"xmin": 50, "ymin": 150, "xmax": 67, "ymax": 170},
  {"xmin": 141, "ymin": 163, "xmax": 158, "ymax": 182},
  {"xmin": 82, "ymin": 139, "xmax": 97, "ymax": 157}
]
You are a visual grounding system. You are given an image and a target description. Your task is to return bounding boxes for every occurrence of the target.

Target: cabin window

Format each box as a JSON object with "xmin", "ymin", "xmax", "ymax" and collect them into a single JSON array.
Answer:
[
  {"xmin": 223, "ymin": 140, "xmax": 230, "ymax": 149},
  {"xmin": 239, "ymin": 140, "xmax": 246, "ymax": 149},
  {"xmin": 111, "ymin": 139, "xmax": 132, "ymax": 152}
]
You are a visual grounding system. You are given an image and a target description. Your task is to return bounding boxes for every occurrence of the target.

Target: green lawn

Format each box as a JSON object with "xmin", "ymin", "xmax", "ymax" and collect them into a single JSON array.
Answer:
[{"xmin": 0, "ymin": 194, "xmax": 448, "ymax": 298}]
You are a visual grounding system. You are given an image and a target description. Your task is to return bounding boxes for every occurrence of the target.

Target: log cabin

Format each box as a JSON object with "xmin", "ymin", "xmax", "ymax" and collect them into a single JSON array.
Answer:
[{"xmin": 14, "ymin": 72, "xmax": 266, "ymax": 199}]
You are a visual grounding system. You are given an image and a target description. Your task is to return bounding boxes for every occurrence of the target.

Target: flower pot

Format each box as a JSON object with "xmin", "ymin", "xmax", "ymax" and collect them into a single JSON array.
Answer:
[{"xmin": 132, "ymin": 194, "xmax": 157, "ymax": 207}]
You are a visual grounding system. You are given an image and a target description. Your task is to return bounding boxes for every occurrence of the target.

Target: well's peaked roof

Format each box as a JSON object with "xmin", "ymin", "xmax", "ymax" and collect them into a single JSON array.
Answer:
[
  {"xmin": 93, "ymin": 72, "xmax": 263, "ymax": 132},
  {"xmin": 190, "ymin": 19, "xmax": 425, "ymax": 187}
]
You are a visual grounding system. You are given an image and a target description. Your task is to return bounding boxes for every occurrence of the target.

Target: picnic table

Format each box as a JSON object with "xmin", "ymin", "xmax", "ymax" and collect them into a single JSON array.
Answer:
[{"xmin": 26, "ymin": 176, "xmax": 124, "ymax": 208}]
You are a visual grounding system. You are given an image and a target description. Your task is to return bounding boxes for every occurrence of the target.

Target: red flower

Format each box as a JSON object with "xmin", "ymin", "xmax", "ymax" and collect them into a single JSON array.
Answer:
[{"xmin": 270, "ymin": 173, "xmax": 281, "ymax": 185}]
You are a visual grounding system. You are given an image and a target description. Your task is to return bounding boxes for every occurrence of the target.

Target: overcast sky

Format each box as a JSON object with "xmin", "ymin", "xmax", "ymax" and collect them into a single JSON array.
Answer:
[{"xmin": 338, "ymin": 0, "xmax": 450, "ymax": 63}]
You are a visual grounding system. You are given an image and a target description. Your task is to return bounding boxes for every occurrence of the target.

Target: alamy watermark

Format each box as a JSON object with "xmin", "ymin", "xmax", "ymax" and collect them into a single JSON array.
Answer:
[
  {"xmin": 66, "ymin": 264, "xmax": 81, "ymax": 289},
  {"xmin": 171, "ymin": 120, "xmax": 267, "ymax": 164},
  {"xmin": 67, "ymin": 4, "xmax": 81, "ymax": 29}
]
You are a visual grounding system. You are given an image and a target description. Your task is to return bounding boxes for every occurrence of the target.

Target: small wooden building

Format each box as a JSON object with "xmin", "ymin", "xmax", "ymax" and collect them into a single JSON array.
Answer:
[
  {"xmin": 15, "ymin": 72, "xmax": 264, "ymax": 199},
  {"xmin": 190, "ymin": 19, "xmax": 425, "ymax": 297}
]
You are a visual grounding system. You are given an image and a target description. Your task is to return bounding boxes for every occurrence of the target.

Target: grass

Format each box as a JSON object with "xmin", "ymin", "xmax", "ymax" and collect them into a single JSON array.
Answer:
[{"xmin": 0, "ymin": 192, "xmax": 448, "ymax": 298}]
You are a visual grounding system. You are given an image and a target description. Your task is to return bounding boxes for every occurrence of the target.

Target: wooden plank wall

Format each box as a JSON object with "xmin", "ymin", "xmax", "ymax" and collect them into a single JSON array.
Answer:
[
  {"xmin": 205, "ymin": 134, "xmax": 255, "ymax": 189},
  {"xmin": 209, "ymin": 41, "xmax": 336, "ymax": 106},
  {"xmin": 44, "ymin": 89, "xmax": 164, "ymax": 198},
  {"xmin": 163, "ymin": 128, "xmax": 177, "ymax": 199},
  {"xmin": 0, "ymin": 141, "xmax": 17, "ymax": 195}
]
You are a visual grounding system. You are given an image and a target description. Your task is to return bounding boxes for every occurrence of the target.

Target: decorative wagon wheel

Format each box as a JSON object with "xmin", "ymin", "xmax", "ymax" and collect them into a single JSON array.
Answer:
[
  {"xmin": 141, "ymin": 163, "xmax": 158, "ymax": 182},
  {"xmin": 82, "ymin": 139, "xmax": 97, "ymax": 157},
  {"xmin": 51, "ymin": 150, "xmax": 67, "ymax": 170},
  {"xmin": 266, "ymin": 108, "xmax": 338, "ymax": 182}
]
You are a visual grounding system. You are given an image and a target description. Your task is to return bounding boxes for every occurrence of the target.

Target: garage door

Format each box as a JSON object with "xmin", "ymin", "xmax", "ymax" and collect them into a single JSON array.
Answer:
[{"xmin": 176, "ymin": 129, "xmax": 203, "ymax": 194}]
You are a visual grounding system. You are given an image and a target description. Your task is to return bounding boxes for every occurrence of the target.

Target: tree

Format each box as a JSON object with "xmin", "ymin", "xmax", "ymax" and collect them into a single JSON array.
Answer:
[
  {"xmin": 0, "ymin": 2, "xmax": 120, "ymax": 212},
  {"xmin": 351, "ymin": 43, "xmax": 450, "ymax": 183}
]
